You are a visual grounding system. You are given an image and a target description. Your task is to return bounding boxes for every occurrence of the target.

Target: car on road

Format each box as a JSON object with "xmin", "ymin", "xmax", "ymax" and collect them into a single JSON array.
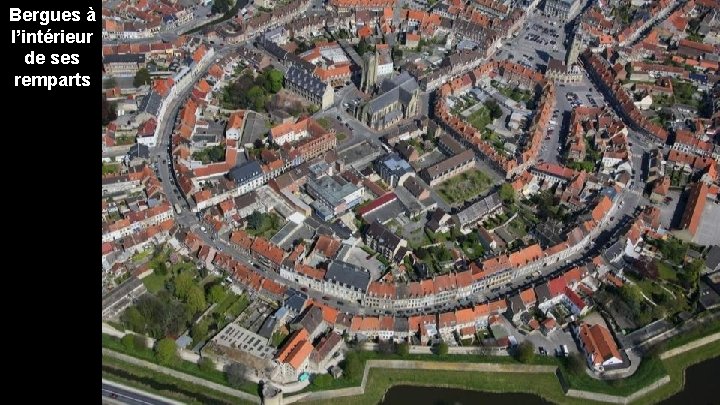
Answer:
[
  {"xmin": 538, "ymin": 346, "xmax": 547, "ymax": 356},
  {"xmin": 321, "ymin": 296, "xmax": 330, "ymax": 301}
]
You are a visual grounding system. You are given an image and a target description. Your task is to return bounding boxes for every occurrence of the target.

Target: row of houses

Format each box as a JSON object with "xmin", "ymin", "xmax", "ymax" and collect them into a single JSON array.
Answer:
[{"xmin": 435, "ymin": 60, "xmax": 555, "ymax": 178}]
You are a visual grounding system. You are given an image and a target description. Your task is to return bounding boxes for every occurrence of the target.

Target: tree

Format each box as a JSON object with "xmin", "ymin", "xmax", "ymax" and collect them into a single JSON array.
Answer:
[
  {"xmin": 191, "ymin": 320, "xmax": 209, "ymax": 341},
  {"xmin": 499, "ymin": 183, "xmax": 515, "ymax": 203},
  {"xmin": 566, "ymin": 353, "xmax": 586, "ymax": 374},
  {"xmin": 186, "ymin": 285, "xmax": 207, "ymax": 315},
  {"xmin": 513, "ymin": 341, "xmax": 535, "ymax": 363},
  {"xmin": 434, "ymin": 341, "xmax": 449, "ymax": 355},
  {"xmin": 174, "ymin": 271, "xmax": 195, "ymax": 300},
  {"xmin": 356, "ymin": 37, "xmax": 370, "ymax": 56},
  {"xmin": 199, "ymin": 357, "xmax": 216, "ymax": 373},
  {"xmin": 102, "ymin": 96, "xmax": 117, "ymax": 126},
  {"xmin": 247, "ymin": 210, "xmax": 264, "ymax": 230},
  {"xmin": 133, "ymin": 68, "xmax": 151, "ymax": 87},
  {"xmin": 211, "ymin": 0, "xmax": 232, "ymax": 14},
  {"xmin": 226, "ymin": 362, "xmax": 248, "ymax": 387},
  {"xmin": 392, "ymin": 46, "xmax": 403, "ymax": 60},
  {"xmin": 484, "ymin": 100, "xmax": 502, "ymax": 119},
  {"xmin": 103, "ymin": 76, "xmax": 117, "ymax": 89},
  {"xmin": 207, "ymin": 284, "xmax": 226, "ymax": 304},
  {"xmin": 155, "ymin": 338, "xmax": 177, "ymax": 365},
  {"xmin": 121, "ymin": 334, "xmax": 136, "ymax": 351},
  {"xmin": 121, "ymin": 306, "xmax": 146, "ymax": 333},
  {"xmin": 396, "ymin": 342, "xmax": 410, "ymax": 357},
  {"xmin": 264, "ymin": 69, "xmax": 283, "ymax": 93}
]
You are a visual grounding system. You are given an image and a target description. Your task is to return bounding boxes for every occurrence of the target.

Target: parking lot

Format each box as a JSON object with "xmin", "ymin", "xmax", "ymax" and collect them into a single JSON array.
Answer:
[
  {"xmin": 494, "ymin": 16, "xmax": 567, "ymax": 72},
  {"xmin": 522, "ymin": 327, "xmax": 579, "ymax": 356}
]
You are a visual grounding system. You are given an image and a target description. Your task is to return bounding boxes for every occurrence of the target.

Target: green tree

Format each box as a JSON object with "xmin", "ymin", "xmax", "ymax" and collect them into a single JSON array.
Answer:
[
  {"xmin": 484, "ymin": 100, "xmax": 502, "ymax": 119},
  {"xmin": 121, "ymin": 334, "xmax": 136, "ymax": 351},
  {"xmin": 102, "ymin": 96, "xmax": 117, "ymax": 126},
  {"xmin": 513, "ymin": 341, "xmax": 535, "ymax": 363},
  {"xmin": 155, "ymin": 338, "xmax": 177, "ymax": 365},
  {"xmin": 191, "ymin": 320, "xmax": 209, "ymax": 341},
  {"xmin": 499, "ymin": 183, "xmax": 515, "ymax": 203},
  {"xmin": 199, "ymin": 357, "xmax": 216, "ymax": 373},
  {"xmin": 211, "ymin": 0, "xmax": 232, "ymax": 14},
  {"xmin": 186, "ymin": 285, "xmax": 207, "ymax": 315},
  {"xmin": 435, "ymin": 341, "xmax": 449, "ymax": 355},
  {"xmin": 207, "ymin": 284, "xmax": 226, "ymax": 304},
  {"xmin": 248, "ymin": 210, "xmax": 264, "ymax": 230},
  {"xmin": 356, "ymin": 37, "xmax": 370, "ymax": 56},
  {"xmin": 565, "ymin": 353, "xmax": 586, "ymax": 374},
  {"xmin": 264, "ymin": 69, "xmax": 284, "ymax": 93},
  {"xmin": 133, "ymin": 68, "xmax": 151, "ymax": 87},
  {"xmin": 174, "ymin": 272, "xmax": 195, "ymax": 299},
  {"xmin": 121, "ymin": 306, "xmax": 146, "ymax": 333},
  {"xmin": 396, "ymin": 342, "xmax": 410, "ymax": 357},
  {"xmin": 103, "ymin": 76, "xmax": 117, "ymax": 89}
]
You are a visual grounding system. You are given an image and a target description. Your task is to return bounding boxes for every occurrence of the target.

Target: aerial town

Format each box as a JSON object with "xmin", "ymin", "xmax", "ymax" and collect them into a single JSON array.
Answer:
[{"xmin": 101, "ymin": 0, "xmax": 720, "ymax": 404}]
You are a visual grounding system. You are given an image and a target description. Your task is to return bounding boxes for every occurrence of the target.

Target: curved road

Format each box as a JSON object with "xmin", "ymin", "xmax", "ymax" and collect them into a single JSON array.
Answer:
[{"xmin": 150, "ymin": 37, "xmax": 649, "ymax": 319}]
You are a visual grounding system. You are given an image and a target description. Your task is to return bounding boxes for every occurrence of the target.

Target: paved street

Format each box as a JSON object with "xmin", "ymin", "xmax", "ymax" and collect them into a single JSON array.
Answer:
[
  {"xmin": 143, "ymin": 2, "xmax": 654, "ymax": 320},
  {"xmin": 102, "ymin": 381, "xmax": 179, "ymax": 405}
]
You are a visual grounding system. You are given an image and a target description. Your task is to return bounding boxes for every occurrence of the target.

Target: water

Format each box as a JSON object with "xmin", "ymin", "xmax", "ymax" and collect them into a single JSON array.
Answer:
[
  {"xmin": 380, "ymin": 355, "xmax": 720, "ymax": 405},
  {"xmin": 380, "ymin": 385, "xmax": 552, "ymax": 405},
  {"xmin": 660, "ymin": 355, "xmax": 720, "ymax": 405}
]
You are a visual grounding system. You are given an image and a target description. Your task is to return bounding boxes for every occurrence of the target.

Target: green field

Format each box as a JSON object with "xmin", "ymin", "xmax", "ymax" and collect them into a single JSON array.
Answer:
[
  {"xmin": 467, "ymin": 105, "xmax": 494, "ymax": 131},
  {"xmin": 437, "ymin": 169, "xmax": 493, "ymax": 205},
  {"xmin": 302, "ymin": 339, "xmax": 720, "ymax": 405}
]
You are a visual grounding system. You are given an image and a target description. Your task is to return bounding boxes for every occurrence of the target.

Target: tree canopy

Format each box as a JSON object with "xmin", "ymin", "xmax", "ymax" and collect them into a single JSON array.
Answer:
[
  {"xmin": 435, "ymin": 341, "xmax": 449, "ymax": 355},
  {"xmin": 499, "ymin": 183, "xmax": 515, "ymax": 203},
  {"xmin": 155, "ymin": 338, "xmax": 177, "ymax": 365},
  {"xmin": 211, "ymin": 0, "xmax": 232, "ymax": 14},
  {"xmin": 513, "ymin": 341, "xmax": 535, "ymax": 363},
  {"xmin": 133, "ymin": 68, "xmax": 151, "ymax": 87}
]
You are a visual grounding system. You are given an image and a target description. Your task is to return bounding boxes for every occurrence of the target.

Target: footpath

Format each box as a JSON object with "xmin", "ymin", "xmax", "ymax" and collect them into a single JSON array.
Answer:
[{"xmin": 103, "ymin": 349, "xmax": 261, "ymax": 404}]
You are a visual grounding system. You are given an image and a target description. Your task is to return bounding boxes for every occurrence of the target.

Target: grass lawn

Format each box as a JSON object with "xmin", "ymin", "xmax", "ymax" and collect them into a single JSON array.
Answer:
[
  {"xmin": 656, "ymin": 261, "xmax": 677, "ymax": 282},
  {"xmin": 304, "ymin": 339, "xmax": 720, "ymax": 405},
  {"xmin": 103, "ymin": 357, "xmax": 251, "ymax": 405},
  {"xmin": 437, "ymin": 169, "xmax": 493, "ymax": 205},
  {"xmin": 467, "ymin": 105, "xmax": 494, "ymax": 130},
  {"xmin": 408, "ymin": 228, "xmax": 431, "ymax": 250},
  {"xmin": 102, "ymin": 162, "xmax": 120, "ymax": 175},
  {"xmin": 246, "ymin": 212, "xmax": 283, "ymax": 239},
  {"xmin": 271, "ymin": 330, "xmax": 288, "ymax": 348},
  {"xmin": 336, "ymin": 132, "xmax": 347, "ymax": 141},
  {"xmin": 102, "ymin": 334, "xmax": 259, "ymax": 395},
  {"xmin": 142, "ymin": 272, "xmax": 169, "ymax": 294},
  {"xmin": 131, "ymin": 249, "xmax": 154, "ymax": 263},
  {"xmin": 663, "ymin": 318, "xmax": 720, "ymax": 351},
  {"xmin": 304, "ymin": 368, "xmax": 589, "ymax": 405},
  {"xmin": 497, "ymin": 85, "xmax": 534, "ymax": 103},
  {"xmin": 628, "ymin": 340, "xmax": 720, "ymax": 404},
  {"xmin": 560, "ymin": 355, "xmax": 666, "ymax": 396},
  {"xmin": 508, "ymin": 217, "xmax": 528, "ymax": 237},
  {"xmin": 226, "ymin": 294, "xmax": 250, "ymax": 319}
]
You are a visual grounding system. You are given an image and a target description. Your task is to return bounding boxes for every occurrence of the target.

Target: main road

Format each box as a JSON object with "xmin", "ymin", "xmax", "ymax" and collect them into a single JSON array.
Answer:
[
  {"xmin": 150, "ymin": 27, "xmax": 648, "ymax": 319},
  {"xmin": 102, "ymin": 381, "xmax": 179, "ymax": 405}
]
